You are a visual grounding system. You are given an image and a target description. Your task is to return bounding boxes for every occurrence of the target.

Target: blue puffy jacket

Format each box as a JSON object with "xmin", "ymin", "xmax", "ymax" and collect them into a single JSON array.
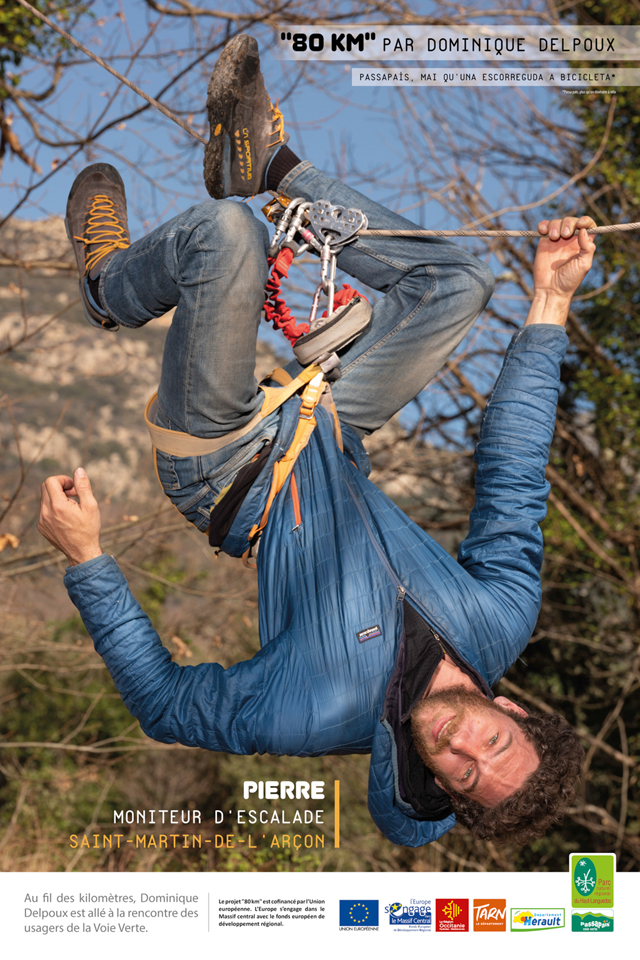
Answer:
[{"xmin": 65, "ymin": 324, "xmax": 567, "ymax": 847}]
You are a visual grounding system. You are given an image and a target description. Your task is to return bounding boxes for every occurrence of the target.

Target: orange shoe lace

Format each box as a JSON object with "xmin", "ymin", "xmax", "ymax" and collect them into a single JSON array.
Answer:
[{"xmin": 74, "ymin": 195, "xmax": 131, "ymax": 275}]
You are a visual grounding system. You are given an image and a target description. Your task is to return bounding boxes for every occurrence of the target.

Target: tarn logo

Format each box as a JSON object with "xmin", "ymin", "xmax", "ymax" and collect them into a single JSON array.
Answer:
[{"xmin": 473, "ymin": 899, "xmax": 506, "ymax": 931}]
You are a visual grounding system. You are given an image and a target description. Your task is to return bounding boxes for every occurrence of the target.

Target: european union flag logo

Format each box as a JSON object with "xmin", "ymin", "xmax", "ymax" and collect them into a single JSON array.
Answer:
[{"xmin": 339, "ymin": 900, "xmax": 379, "ymax": 926}]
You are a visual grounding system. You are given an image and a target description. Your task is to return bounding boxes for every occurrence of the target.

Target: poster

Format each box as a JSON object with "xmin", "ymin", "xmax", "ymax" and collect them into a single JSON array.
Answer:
[{"xmin": 0, "ymin": 5, "xmax": 637, "ymax": 955}]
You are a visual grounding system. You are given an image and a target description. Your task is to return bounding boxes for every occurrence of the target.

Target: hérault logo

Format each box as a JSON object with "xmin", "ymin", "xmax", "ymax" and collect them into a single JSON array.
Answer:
[{"xmin": 510, "ymin": 908, "xmax": 565, "ymax": 931}]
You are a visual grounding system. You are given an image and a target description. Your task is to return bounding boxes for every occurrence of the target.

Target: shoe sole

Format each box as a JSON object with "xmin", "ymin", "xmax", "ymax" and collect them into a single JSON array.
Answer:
[{"xmin": 204, "ymin": 36, "xmax": 260, "ymax": 199}]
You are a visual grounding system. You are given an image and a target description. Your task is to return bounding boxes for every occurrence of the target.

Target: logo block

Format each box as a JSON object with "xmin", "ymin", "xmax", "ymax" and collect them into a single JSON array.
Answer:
[
  {"xmin": 510, "ymin": 908, "xmax": 565, "ymax": 931},
  {"xmin": 386, "ymin": 900, "xmax": 432, "ymax": 929},
  {"xmin": 435, "ymin": 899, "xmax": 469, "ymax": 932},
  {"xmin": 473, "ymin": 899, "xmax": 506, "ymax": 931},
  {"xmin": 339, "ymin": 900, "xmax": 379, "ymax": 927},
  {"xmin": 570, "ymin": 853, "xmax": 615, "ymax": 908},
  {"xmin": 572, "ymin": 910, "xmax": 614, "ymax": 932}
]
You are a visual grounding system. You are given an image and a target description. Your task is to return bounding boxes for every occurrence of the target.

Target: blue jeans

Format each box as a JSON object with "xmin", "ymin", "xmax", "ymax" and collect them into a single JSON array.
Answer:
[{"xmin": 100, "ymin": 162, "xmax": 494, "ymax": 531}]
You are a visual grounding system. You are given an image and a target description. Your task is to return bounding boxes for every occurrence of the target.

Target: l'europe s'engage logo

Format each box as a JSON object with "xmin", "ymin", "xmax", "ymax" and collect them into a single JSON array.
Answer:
[
  {"xmin": 339, "ymin": 900, "xmax": 379, "ymax": 929},
  {"xmin": 386, "ymin": 900, "xmax": 432, "ymax": 929}
]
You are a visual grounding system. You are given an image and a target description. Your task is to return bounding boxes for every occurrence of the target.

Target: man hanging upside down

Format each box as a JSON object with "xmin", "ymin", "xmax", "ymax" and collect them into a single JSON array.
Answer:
[{"xmin": 38, "ymin": 35, "xmax": 591, "ymax": 847}]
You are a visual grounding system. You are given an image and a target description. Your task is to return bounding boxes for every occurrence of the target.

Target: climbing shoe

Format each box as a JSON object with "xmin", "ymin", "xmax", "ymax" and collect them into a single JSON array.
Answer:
[
  {"xmin": 65, "ymin": 163, "xmax": 131, "ymax": 330},
  {"xmin": 204, "ymin": 34, "xmax": 288, "ymax": 199}
]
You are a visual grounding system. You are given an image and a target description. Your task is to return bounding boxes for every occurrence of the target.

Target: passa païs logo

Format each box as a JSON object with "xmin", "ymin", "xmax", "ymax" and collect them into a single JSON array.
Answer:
[
  {"xmin": 510, "ymin": 908, "xmax": 565, "ymax": 931},
  {"xmin": 435, "ymin": 899, "xmax": 469, "ymax": 932},
  {"xmin": 572, "ymin": 910, "xmax": 614, "ymax": 932},
  {"xmin": 473, "ymin": 899, "xmax": 506, "ymax": 931},
  {"xmin": 339, "ymin": 901, "xmax": 379, "ymax": 928},
  {"xmin": 385, "ymin": 900, "xmax": 432, "ymax": 929},
  {"xmin": 570, "ymin": 853, "xmax": 615, "ymax": 909}
]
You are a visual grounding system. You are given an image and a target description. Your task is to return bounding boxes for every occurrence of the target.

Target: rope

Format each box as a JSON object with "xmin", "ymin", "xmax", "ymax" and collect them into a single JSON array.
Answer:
[
  {"xmin": 359, "ymin": 223, "xmax": 640, "ymax": 238},
  {"xmin": 14, "ymin": 0, "xmax": 206, "ymax": 145}
]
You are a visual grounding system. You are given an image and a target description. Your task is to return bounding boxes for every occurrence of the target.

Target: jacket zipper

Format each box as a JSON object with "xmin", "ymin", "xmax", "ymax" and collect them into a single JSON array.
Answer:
[{"xmin": 345, "ymin": 474, "xmax": 491, "ymax": 697}]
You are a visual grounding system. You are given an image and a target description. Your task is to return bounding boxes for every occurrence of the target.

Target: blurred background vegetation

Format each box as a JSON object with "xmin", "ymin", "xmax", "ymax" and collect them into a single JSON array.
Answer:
[{"xmin": 0, "ymin": 0, "xmax": 639, "ymax": 872}]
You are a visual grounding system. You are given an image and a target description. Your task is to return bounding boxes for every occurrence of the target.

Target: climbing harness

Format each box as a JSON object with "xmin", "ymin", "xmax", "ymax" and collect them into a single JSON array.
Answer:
[{"xmin": 144, "ymin": 194, "xmax": 373, "ymax": 559}]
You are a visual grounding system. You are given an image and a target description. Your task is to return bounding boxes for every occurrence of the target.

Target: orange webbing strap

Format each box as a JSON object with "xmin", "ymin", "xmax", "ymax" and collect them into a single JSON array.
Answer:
[
  {"xmin": 246, "ymin": 371, "xmax": 325, "ymax": 548},
  {"xmin": 267, "ymin": 366, "xmax": 342, "ymax": 450},
  {"xmin": 259, "ymin": 363, "xmax": 322, "ymax": 418},
  {"xmin": 144, "ymin": 364, "xmax": 321, "ymax": 458},
  {"xmin": 146, "ymin": 364, "xmax": 333, "ymax": 561},
  {"xmin": 290, "ymin": 471, "xmax": 302, "ymax": 528},
  {"xmin": 266, "ymin": 366, "xmax": 341, "ymax": 450},
  {"xmin": 267, "ymin": 367, "xmax": 294, "ymax": 386}
]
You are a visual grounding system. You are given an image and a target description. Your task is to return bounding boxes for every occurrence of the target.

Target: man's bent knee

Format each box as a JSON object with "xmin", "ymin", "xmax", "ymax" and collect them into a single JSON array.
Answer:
[
  {"xmin": 453, "ymin": 258, "xmax": 495, "ymax": 315},
  {"xmin": 473, "ymin": 259, "xmax": 495, "ymax": 308},
  {"xmin": 181, "ymin": 198, "xmax": 270, "ymax": 259}
]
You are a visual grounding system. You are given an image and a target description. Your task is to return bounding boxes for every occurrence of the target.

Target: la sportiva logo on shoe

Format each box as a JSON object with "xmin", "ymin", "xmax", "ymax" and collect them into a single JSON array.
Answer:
[
  {"xmin": 435, "ymin": 899, "xmax": 468, "ymax": 932},
  {"xmin": 234, "ymin": 128, "xmax": 253, "ymax": 183}
]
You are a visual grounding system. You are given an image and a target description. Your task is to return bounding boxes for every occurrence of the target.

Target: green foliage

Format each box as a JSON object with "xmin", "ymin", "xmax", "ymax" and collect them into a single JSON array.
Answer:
[
  {"xmin": 509, "ymin": 0, "xmax": 640, "ymax": 867},
  {"xmin": 0, "ymin": 0, "xmax": 88, "ymax": 89},
  {"xmin": 0, "ymin": 614, "xmax": 136, "ymax": 863}
]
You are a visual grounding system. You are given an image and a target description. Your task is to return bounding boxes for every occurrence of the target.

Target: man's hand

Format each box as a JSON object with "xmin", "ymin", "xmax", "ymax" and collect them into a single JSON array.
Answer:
[
  {"xmin": 38, "ymin": 467, "xmax": 102, "ymax": 566},
  {"xmin": 525, "ymin": 215, "xmax": 596, "ymax": 327}
]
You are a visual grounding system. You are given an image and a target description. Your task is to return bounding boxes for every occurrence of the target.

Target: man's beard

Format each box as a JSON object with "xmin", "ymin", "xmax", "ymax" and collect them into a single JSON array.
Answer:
[
  {"xmin": 410, "ymin": 686, "xmax": 520, "ymax": 781},
  {"xmin": 412, "ymin": 686, "xmax": 480, "ymax": 757}
]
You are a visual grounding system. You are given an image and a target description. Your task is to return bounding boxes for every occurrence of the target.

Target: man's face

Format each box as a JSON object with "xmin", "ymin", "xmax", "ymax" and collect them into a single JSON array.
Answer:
[{"xmin": 412, "ymin": 687, "xmax": 540, "ymax": 806}]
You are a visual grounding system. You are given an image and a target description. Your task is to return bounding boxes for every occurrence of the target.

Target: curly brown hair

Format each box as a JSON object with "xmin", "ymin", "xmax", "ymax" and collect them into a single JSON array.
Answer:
[{"xmin": 438, "ymin": 711, "xmax": 584, "ymax": 845}]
